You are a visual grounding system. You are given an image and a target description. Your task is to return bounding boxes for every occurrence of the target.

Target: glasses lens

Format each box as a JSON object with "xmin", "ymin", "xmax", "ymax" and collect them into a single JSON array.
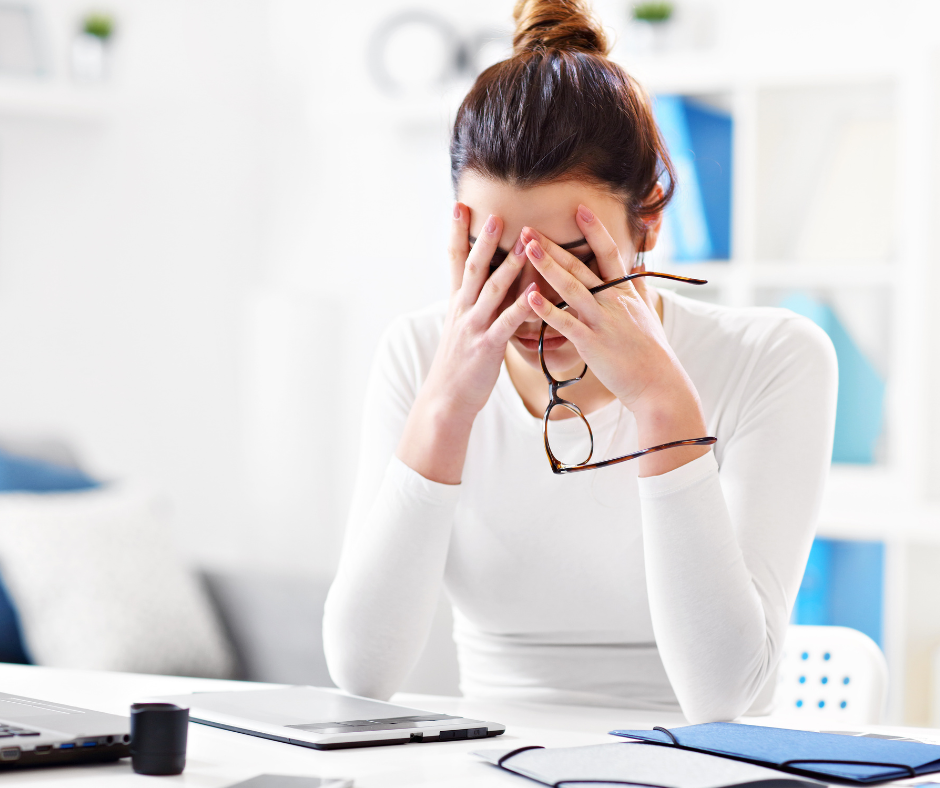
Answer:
[{"xmin": 545, "ymin": 404, "xmax": 592, "ymax": 467}]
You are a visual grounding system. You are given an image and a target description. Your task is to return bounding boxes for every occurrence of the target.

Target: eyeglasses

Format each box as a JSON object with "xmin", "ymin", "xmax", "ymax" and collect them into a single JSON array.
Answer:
[{"xmin": 538, "ymin": 270, "xmax": 717, "ymax": 474}]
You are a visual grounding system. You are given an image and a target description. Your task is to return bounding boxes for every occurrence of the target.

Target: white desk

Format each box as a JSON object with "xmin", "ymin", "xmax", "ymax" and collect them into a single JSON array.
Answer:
[{"xmin": 0, "ymin": 663, "xmax": 935, "ymax": 787}]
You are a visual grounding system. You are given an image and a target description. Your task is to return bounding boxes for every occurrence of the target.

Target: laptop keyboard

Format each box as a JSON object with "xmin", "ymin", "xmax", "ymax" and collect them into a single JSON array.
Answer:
[{"xmin": 0, "ymin": 725, "xmax": 40, "ymax": 739}]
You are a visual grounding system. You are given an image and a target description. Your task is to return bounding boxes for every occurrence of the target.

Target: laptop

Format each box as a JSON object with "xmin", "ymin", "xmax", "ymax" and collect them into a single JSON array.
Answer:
[
  {"xmin": 0, "ymin": 692, "xmax": 130, "ymax": 768},
  {"xmin": 152, "ymin": 685, "xmax": 505, "ymax": 750}
]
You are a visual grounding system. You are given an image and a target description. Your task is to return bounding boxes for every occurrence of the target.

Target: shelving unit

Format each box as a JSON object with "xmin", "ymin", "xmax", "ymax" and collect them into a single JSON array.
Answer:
[
  {"xmin": 0, "ymin": 78, "xmax": 110, "ymax": 121},
  {"xmin": 613, "ymin": 47, "xmax": 937, "ymax": 724}
]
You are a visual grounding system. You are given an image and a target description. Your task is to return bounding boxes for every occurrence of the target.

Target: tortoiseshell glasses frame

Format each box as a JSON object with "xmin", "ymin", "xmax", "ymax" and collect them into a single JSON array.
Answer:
[{"xmin": 538, "ymin": 270, "xmax": 717, "ymax": 474}]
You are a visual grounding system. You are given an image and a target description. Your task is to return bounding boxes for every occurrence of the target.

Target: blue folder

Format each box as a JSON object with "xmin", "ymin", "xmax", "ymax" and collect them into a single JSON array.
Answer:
[{"xmin": 611, "ymin": 723, "xmax": 940, "ymax": 783}]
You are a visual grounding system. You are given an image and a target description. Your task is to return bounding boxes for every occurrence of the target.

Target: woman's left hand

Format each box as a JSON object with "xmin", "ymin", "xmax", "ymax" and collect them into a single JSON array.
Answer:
[{"xmin": 523, "ymin": 204, "xmax": 692, "ymax": 416}]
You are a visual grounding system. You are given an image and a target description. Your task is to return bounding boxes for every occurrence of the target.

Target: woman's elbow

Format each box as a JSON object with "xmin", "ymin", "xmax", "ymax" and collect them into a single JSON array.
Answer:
[
  {"xmin": 323, "ymin": 625, "xmax": 396, "ymax": 701},
  {"xmin": 672, "ymin": 663, "xmax": 772, "ymax": 723},
  {"xmin": 679, "ymin": 692, "xmax": 751, "ymax": 724},
  {"xmin": 322, "ymin": 598, "xmax": 403, "ymax": 701}
]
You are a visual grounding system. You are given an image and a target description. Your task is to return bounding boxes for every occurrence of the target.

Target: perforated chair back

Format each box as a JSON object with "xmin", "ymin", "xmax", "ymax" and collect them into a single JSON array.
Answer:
[{"xmin": 773, "ymin": 625, "xmax": 887, "ymax": 725}]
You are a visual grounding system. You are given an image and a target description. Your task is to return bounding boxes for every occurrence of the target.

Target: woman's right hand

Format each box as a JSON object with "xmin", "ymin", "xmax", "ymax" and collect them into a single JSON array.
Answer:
[
  {"xmin": 429, "ymin": 203, "xmax": 537, "ymax": 419},
  {"xmin": 395, "ymin": 203, "xmax": 536, "ymax": 484}
]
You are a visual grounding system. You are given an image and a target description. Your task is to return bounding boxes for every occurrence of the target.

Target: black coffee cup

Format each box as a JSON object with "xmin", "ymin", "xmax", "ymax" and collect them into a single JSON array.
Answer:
[{"xmin": 130, "ymin": 702, "xmax": 188, "ymax": 775}]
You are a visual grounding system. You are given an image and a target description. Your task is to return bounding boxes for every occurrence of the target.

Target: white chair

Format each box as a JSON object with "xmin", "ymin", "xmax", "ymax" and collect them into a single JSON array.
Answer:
[{"xmin": 773, "ymin": 625, "xmax": 888, "ymax": 725}]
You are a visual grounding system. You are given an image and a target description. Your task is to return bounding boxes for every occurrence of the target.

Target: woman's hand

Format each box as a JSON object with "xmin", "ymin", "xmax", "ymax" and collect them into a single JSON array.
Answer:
[
  {"xmin": 396, "ymin": 203, "xmax": 536, "ymax": 484},
  {"xmin": 428, "ymin": 203, "xmax": 537, "ymax": 420},
  {"xmin": 523, "ymin": 204, "xmax": 710, "ymax": 475}
]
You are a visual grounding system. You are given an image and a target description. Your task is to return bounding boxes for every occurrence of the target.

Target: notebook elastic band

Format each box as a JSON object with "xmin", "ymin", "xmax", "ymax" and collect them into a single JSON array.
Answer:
[
  {"xmin": 653, "ymin": 726, "xmax": 680, "ymax": 745},
  {"xmin": 497, "ymin": 745, "xmax": 545, "ymax": 766},
  {"xmin": 781, "ymin": 759, "xmax": 916, "ymax": 779}
]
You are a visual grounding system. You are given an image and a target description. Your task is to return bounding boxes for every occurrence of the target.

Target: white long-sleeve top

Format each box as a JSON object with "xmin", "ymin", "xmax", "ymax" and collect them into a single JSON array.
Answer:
[{"xmin": 323, "ymin": 288, "xmax": 838, "ymax": 723}]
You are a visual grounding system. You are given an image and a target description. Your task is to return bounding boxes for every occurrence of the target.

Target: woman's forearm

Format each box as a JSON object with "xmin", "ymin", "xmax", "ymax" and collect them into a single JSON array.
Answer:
[
  {"xmin": 396, "ymin": 385, "xmax": 477, "ymax": 485},
  {"xmin": 323, "ymin": 457, "xmax": 461, "ymax": 699},
  {"xmin": 631, "ymin": 368, "xmax": 711, "ymax": 478}
]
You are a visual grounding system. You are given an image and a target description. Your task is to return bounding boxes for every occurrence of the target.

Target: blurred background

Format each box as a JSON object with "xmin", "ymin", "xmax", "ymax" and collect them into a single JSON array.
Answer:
[{"xmin": 1, "ymin": 0, "xmax": 940, "ymax": 726}]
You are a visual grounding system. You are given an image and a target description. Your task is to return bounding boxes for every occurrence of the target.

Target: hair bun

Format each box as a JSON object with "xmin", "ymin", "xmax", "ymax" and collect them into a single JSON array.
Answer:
[{"xmin": 512, "ymin": 0, "xmax": 609, "ymax": 56}]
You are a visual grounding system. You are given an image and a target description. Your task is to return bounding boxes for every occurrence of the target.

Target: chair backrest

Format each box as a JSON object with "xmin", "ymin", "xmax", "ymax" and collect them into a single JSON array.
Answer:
[{"xmin": 773, "ymin": 625, "xmax": 887, "ymax": 725}]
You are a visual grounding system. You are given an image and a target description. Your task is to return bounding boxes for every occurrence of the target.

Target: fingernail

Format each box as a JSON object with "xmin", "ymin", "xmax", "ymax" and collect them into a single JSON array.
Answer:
[
  {"xmin": 523, "ymin": 282, "xmax": 537, "ymax": 297},
  {"xmin": 513, "ymin": 237, "xmax": 525, "ymax": 256},
  {"xmin": 529, "ymin": 290, "xmax": 544, "ymax": 306},
  {"xmin": 453, "ymin": 203, "xmax": 461, "ymax": 220},
  {"xmin": 527, "ymin": 240, "xmax": 544, "ymax": 260},
  {"xmin": 484, "ymin": 215, "xmax": 497, "ymax": 234},
  {"xmin": 578, "ymin": 204, "xmax": 594, "ymax": 223},
  {"xmin": 521, "ymin": 226, "xmax": 536, "ymax": 242}
]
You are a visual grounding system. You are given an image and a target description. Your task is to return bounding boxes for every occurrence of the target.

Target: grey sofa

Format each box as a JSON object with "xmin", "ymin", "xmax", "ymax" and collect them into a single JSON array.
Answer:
[{"xmin": 202, "ymin": 569, "xmax": 461, "ymax": 696}]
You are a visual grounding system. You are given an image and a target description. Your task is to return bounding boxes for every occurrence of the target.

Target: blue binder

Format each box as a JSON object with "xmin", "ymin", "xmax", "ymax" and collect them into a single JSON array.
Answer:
[
  {"xmin": 779, "ymin": 292, "xmax": 885, "ymax": 464},
  {"xmin": 611, "ymin": 723, "xmax": 940, "ymax": 783},
  {"xmin": 684, "ymin": 98, "xmax": 733, "ymax": 259},
  {"xmin": 654, "ymin": 95, "xmax": 713, "ymax": 261}
]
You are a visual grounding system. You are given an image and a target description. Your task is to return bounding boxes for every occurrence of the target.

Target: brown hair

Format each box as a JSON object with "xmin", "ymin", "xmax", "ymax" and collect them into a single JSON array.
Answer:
[{"xmin": 450, "ymin": 0, "xmax": 675, "ymax": 243}]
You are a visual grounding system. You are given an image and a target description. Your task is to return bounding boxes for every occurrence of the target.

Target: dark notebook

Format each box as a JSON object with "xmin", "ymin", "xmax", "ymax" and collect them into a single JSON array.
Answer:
[{"xmin": 475, "ymin": 741, "xmax": 826, "ymax": 788}]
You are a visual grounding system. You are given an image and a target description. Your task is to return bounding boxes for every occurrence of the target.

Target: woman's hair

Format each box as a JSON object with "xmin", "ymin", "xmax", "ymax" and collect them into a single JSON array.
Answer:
[{"xmin": 450, "ymin": 0, "xmax": 675, "ymax": 242}]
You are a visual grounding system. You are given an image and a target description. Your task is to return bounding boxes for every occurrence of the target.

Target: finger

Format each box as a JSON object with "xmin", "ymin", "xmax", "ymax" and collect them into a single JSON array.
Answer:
[
  {"xmin": 575, "ymin": 204, "xmax": 629, "ymax": 282},
  {"xmin": 456, "ymin": 213, "xmax": 503, "ymax": 308},
  {"xmin": 448, "ymin": 203, "xmax": 470, "ymax": 292},
  {"xmin": 630, "ymin": 251, "xmax": 657, "ymax": 314},
  {"xmin": 527, "ymin": 287, "xmax": 590, "ymax": 345},
  {"xmin": 474, "ymin": 233, "xmax": 526, "ymax": 322},
  {"xmin": 525, "ymin": 238, "xmax": 602, "ymax": 322},
  {"xmin": 520, "ymin": 227, "xmax": 602, "ymax": 290},
  {"xmin": 486, "ymin": 282, "xmax": 539, "ymax": 345}
]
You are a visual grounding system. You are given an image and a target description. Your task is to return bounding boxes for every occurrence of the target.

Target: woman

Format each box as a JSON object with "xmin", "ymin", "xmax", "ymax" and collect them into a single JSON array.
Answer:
[{"xmin": 323, "ymin": 0, "xmax": 837, "ymax": 723}]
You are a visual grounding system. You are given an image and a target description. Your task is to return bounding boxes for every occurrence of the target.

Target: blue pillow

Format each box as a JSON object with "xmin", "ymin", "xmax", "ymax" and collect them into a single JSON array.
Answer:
[
  {"xmin": 0, "ymin": 451, "xmax": 99, "ymax": 493},
  {"xmin": 0, "ymin": 573, "xmax": 28, "ymax": 664},
  {"xmin": 0, "ymin": 449, "xmax": 100, "ymax": 664}
]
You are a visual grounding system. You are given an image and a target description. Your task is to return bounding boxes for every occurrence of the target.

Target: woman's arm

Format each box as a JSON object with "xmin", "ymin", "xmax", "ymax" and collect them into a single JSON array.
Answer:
[
  {"xmin": 323, "ymin": 314, "xmax": 462, "ymax": 700},
  {"xmin": 639, "ymin": 317, "xmax": 838, "ymax": 722},
  {"xmin": 521, "ymin": 209, "xmax": 713, "ymax": 478},
  {"xmin": 324, "ymin": 203, "xmax": 537, "ymax": 699},
  {"xmin": 522, "ymin": 208, "xmax": 836, "ymax": 720}
]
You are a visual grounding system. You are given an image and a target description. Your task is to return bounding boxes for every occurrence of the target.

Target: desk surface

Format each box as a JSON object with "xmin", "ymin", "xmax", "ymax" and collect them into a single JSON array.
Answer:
[{"xmin": 0, "ymin": 663, "xmax": 935, "ymax": 787}]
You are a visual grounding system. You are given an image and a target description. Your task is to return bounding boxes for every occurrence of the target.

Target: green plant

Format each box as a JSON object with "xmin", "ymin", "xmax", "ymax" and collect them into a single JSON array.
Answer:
[
  {"xmin": 83, "ymin": 12, "xmax": 114, "ymax": 40},
  {"xmin": 632, "ymin": 2, "xmax": 673, "ymax": 23}
]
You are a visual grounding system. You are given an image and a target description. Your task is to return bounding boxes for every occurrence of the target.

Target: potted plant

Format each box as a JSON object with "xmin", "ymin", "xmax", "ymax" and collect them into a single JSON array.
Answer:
[
  {"xmin": 71, "ymin": 12, "xmax": 114, "ymax": 83},
  {"xmin": 628, "ymin": 2, "xmax": 674, "ymax": 54}
]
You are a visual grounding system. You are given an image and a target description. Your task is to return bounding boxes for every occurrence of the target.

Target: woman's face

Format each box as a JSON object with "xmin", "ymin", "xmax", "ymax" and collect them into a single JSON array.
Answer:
[{"xmin": 457, "ymin": 173, "xmax": 641, "ymax": 378}]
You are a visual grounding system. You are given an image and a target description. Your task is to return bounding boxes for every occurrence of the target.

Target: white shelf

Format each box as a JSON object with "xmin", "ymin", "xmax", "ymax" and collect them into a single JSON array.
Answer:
[
  {"xmin": 615, "ymin": 50, "xmax": 905, "ymax": 95},
  {"xmin": 810, "ymin": 464, "xmax": 940, "ymax": 541},
  {"xmin": 656, "ymin": 261, "xmax": 894, "ymax": 289},
  {"xmin": 0, "ymin": 80, "xmax": 111, "ymax": 120}
]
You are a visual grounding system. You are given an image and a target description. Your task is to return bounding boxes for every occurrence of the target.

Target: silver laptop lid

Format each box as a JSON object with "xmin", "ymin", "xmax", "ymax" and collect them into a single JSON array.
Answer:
[
  {"xmin": 166, "ymin": 687, "xmax": 448, "ymax": 727},
  {"xmin": 150, "ymin": 686, "xmax": 505, "ymax": 749},
  {"xmin": 0, "ymin": 694, "xmax": 129, "ymax": 737}
]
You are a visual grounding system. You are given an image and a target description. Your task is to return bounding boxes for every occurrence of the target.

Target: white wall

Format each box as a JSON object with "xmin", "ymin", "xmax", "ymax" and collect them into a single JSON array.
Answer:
[{"xmin": 0, "ymin": 0, "xmax": 266, "ymax": 565}]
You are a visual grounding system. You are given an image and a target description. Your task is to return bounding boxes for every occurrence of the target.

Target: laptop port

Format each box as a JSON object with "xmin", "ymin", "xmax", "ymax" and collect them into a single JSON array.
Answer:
[
  {"xmin": 58, "ymin": 743, "xmax": 75, "ymax": 749},
  {"xmin": 409, "ymin": 733, "xmax": 423, "ymax": 742},
  {"xmin": 0, "ymin": 748, "xmax": 19, "ymax": 761},
  {"xmin": 82, "ymin": 741, "xmax": 97, "ymax": 748},
  {"xmin": 35, "ymin": 746, "xmax": 52, "ymax": 754},
  {"xmin": 106, "ymin": 736, "xmax": 114, "ymax": 744}
]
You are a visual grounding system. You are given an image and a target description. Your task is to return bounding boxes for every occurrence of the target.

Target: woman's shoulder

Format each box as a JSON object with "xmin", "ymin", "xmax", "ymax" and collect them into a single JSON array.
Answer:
[
  {"xmin": 660, "ymin": 287, "xmax": 835, "ymax": 366},
  {"xmin": 373, "ymin": 300, "xmax": 448, "ymax": 387},
  {"xmin": 660, "ymin": 288, "xmax": 837, "ymax": 412}
]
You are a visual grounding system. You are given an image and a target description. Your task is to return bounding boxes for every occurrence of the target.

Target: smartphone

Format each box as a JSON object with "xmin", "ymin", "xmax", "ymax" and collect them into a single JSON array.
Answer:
[{"xmin": 226, "ymin": 776, "xmax": 353, "ymax": 788}]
